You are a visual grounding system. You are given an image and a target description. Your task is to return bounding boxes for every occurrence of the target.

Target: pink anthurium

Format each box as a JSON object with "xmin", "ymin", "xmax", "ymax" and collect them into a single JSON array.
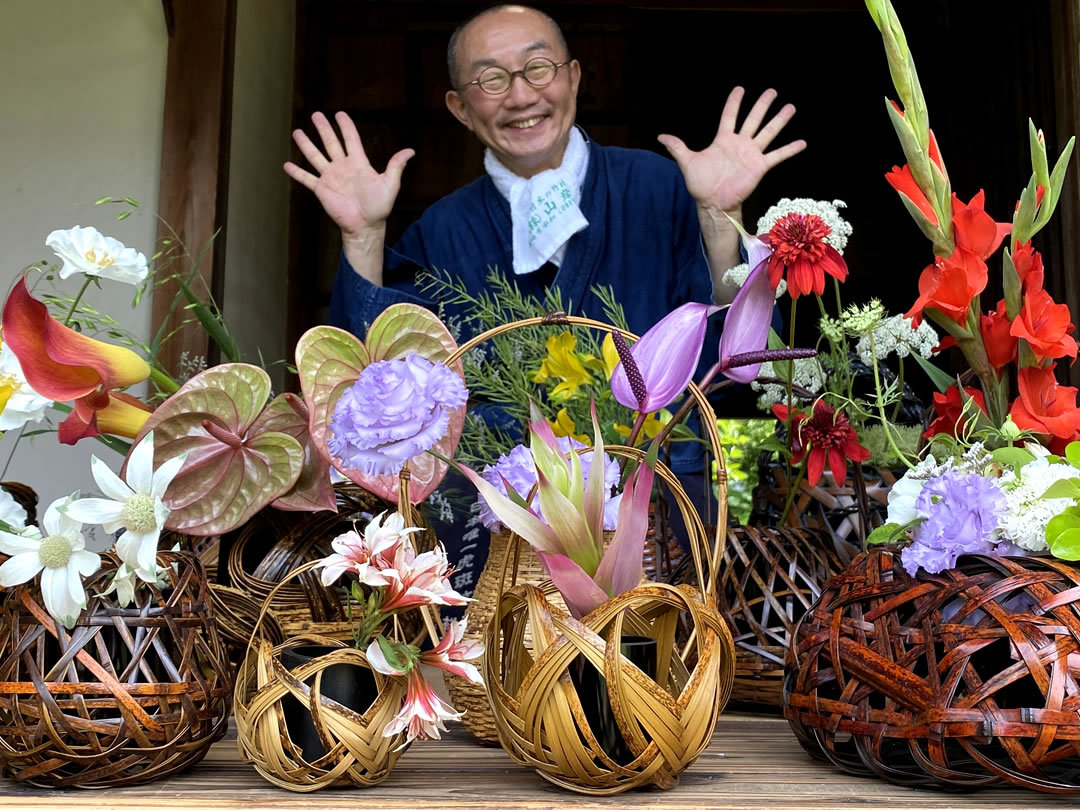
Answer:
[
  {"xmin": 2, "ymin": 276, "xmax": 151, "ymax": 444},
  {"xmin": 610, "ymin": 302, "xmax": 719, "ymax": 414},
  {"xmin": 716, "ymin": 222, "xmax": 776, "ymax": 384}
]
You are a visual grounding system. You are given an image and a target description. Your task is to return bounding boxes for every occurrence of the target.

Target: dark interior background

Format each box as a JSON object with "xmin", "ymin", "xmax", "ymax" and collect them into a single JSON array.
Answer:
[{"xmin": 286, "ymin": 0, "xmax": 1075, "ymax": 413}]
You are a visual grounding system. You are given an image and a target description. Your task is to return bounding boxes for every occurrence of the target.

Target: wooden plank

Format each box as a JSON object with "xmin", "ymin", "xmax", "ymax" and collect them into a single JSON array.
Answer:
[
  {"xmin": 0, "ymin": 712, "xmax": 1077, "ymax": 808},
  {"xmin": 151, "ymin": 0, "xmax": 236, "ymax": 376}
]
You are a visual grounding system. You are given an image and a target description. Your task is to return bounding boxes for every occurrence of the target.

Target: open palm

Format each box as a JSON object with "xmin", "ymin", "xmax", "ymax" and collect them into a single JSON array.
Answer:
[
  {"xmin": 658, "ymin": 87, "xmax": 806, "ymax": 213},
  {"xmin": 284, "ymin": 111, "xmax": 414, "ymax": 236}
]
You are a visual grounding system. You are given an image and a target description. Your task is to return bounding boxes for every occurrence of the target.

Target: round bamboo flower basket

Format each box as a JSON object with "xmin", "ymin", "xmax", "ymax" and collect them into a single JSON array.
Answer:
[
  {"xmin": 445, "ymin": 314, "xmax": 736, "ymax": 795},
  {"xmin": 785, "ymin": 547, "xmax": 1080, "ymax": 794},
  {"xmin": 0, "ymin": 552, "xmax": 232, "ymax": 788}
]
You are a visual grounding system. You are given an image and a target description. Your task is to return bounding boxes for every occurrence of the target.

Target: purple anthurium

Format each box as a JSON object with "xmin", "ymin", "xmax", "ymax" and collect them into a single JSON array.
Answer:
[
  {"xmin": 458, "ymin": 402, "xmax": 657, "ymax": 619},
  {"xmin": 715, "ymin": 219, "xmax": 775, "ymax": 384},
  {"xmin": 610, "ymin": 302, "xmax": 719, "ymax": 414}
]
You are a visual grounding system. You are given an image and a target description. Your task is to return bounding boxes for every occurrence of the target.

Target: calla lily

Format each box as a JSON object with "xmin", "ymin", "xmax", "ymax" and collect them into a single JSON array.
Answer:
[
  {"xmin": 716, "ymin": 221, "xmax": 776, "ymax": 384},
  {"xmin": 2, "ymin": 276, "xmax": 151, "ymax": 444},
  {"xmin": 610, "ymin": 302, "xmax": 719, "ymax": 413}
]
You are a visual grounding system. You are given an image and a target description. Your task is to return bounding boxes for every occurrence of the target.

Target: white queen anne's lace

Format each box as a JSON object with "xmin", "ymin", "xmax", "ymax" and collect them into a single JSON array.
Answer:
[
  {"xmin": 756, "ymin": 198, "xmax": 853, "ymax": 253},
  {"xmin": 856, "ymin": 314, "xmax": 939, "ymax": 366},
  {"xmin": 751, "ymin": 357, "xmax": 826, "ymax": 410}
]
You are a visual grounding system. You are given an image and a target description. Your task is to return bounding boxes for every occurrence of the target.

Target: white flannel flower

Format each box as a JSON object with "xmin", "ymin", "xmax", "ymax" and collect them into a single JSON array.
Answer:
[
  {"xmin": 64, "ymin": 432, "xmax": 185, "ymax": 581},
  {"xmin": 722, "ymin": 262, "xmax": 786, "ymax": 298},
  {"xmin": 45, "ymin": 225, "xmax": 149, "ymax": 285},
  {"xmin": 0, "ymin": 496, "xmax": 101, "ymax": 628},
  {"xmin": 757, "ymin": 198, "xmax": 853, "ymax": 253},
  {"xmin": 856, "ymin": 314, "xmax": 939, "ymax": 366},
  {"xmin": 751, "ymin": 357, "xmax": 826, "ymax": 410},
  {"xmin": 995, "ymin": 457, "xmax": 1080, "ymax": 552},
  {"xmin": 0, "ymin": 343, "xmax": 53, "ymax": 431}
]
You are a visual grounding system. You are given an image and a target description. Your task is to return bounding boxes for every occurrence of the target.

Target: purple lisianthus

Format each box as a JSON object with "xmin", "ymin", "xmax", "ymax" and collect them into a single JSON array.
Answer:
[
  {"xmin": 476, "ymin": 438, "xmax": 622, "ymax": 531},
  {"xmin": 328, "ymin": 353, "xmax": 467, "ymax": 476},
  {"xmin": 900, "ymin": 469, "xmax": 1006, "ymax": 576}
]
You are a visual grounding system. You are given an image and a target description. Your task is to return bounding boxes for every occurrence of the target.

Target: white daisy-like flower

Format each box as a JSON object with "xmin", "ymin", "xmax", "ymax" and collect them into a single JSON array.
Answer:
[
  {"xmin": 0, "ymin": 496, "xmax": 101, "ymax": 628},
  {"xmin": 722, "ymin": 262, "xmax": 786, "ymax": 298},
  {"xmin": 45, "ymin": 225, "xmax": 149, "ymax": 285},
  {"xmin": 756, "ymin": 198, "xmax": 853, "ymax": 253},
  {"xmin": 0, "ymin": 486, "xmax": 27, "ymax": 531},
  {"xmin": 64, "ymin": 432, "xmax": 185, "ymax": 581},
  {"xmin": 0, "ymin": 343, "xmax": 53, "ymax": 431}
]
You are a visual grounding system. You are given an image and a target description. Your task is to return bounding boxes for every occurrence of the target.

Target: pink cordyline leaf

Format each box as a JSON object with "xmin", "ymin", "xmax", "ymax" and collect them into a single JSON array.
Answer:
[
  {"xmin": 582, "ymin": 401, "xmax": 607, "ymax": 548},
  {"xmin": 250, "ymin": 392, "xmax": 337, "ymax": 512},
  {"xmin": 294, "ymin": 304, "xmax": 465, "ymax": 503},
  {"xmin": 539, "ymin": 552, "xmax": 610, "ymax": 620},
  {"xmin": 125, "ymin": 364, "xmax": 304, "ymax": 536},
  {"xmin": 456, "ymin": 463, "xmax": 563, "ymax": 555},
  {"xmin": 593, "ymin": 447, "xmax": 655, "ymax": 598},
  {"xmin": 610, "ymin": 302, "xmax": 719, "ymax": 413}
]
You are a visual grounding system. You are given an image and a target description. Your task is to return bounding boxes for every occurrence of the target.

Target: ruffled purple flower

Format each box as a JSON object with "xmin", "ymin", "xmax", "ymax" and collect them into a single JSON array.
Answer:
[
  {"xmin": 328, "ymin": 353, "xmax": 467, "ymax": 476},
  {"xmin": 476, "ymin": 438, "xmax": 621, "ymax": 531},
  {"xmin": 900, "ymin": 469, "xmax": 1006, "ymax": 576}
]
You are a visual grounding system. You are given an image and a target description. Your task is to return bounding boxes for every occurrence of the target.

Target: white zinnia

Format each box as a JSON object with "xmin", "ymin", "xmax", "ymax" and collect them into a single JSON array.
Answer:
[
  {"xmin": 0, "ymin": 496, "xmax": 101, "ymax": 628},
  {"xmin": 45, "ymin": 225, "xmax": 149, "ymax": 285},
  {"xmin": 855, "ymin": 314, "xmax": 939, "ymax": 366},
  {"xmin": 995, "ymin": 457, "xmax": 1079, "ymax": 552},
  {"xmin": 756, "ymin": 198, "xmax": 853, "ymax": 253},
  {"xmin": 0, "ymin": 343, "xmax": 53, "ymax": 430},
  {"xmin": 64, "ymin": 432, "xmax": 185, "ymax": 581}
]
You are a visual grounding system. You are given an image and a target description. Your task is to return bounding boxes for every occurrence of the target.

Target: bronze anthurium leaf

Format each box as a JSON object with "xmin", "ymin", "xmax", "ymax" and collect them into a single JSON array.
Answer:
[
  {"xmin": 295, "ymin": 303, "xmax": 464, "ymax": 504},
  {"xmin": 251, "ymin": 392, "xmax": 336, "ymax": 512},
  {"xmin": 126, "ymin": 363, "xmax": 304, "ymax": 535}
]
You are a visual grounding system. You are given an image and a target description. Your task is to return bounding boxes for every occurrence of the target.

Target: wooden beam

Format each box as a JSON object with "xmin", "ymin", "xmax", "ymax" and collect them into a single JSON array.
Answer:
[{"xmin": 152, "ymin": 0, "xmax": 236, "ymax": 376}]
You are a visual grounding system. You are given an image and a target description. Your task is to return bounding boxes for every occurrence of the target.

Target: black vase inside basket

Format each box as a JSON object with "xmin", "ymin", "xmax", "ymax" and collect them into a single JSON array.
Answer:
[
  {"xmin": 281, "ymin": 644, "xmax": 380, "ymax": 762},
  {"xmin": 569, "ymin": 634, "xmax": 658, "ymax": 765}
]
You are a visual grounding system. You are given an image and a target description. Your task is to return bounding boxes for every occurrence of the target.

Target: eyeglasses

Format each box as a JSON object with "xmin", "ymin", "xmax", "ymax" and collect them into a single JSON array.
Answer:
[{"xmin": 460, "ymin": 57, "xmax": 572, "ymax": 95}]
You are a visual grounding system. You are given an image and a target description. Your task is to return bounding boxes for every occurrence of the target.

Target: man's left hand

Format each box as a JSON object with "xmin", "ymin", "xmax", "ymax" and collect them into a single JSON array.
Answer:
[{"xmin": 658, "ymin": 87, "xmax": 806, "ymax": 216}]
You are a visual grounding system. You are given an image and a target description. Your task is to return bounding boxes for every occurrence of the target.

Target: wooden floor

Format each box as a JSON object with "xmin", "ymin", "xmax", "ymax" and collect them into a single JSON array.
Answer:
[{"xmin": 2, "ymin": 712, "xmax": 1079, "ymax": 809}]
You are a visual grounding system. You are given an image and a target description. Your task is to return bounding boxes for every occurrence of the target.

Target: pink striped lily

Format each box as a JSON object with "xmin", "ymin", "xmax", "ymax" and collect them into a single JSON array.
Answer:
[{"xmin": 460, "ymin": 401, "xmax": 657, "ymax": 619}]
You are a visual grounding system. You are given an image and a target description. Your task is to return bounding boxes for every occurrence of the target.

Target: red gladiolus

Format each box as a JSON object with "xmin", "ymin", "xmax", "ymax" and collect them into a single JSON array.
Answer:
[
  {"xmin": 1012, "ymin": 240, "xmax": 1045, "ymax": 293},
  {"xmin": 771, "ymin": 400, "xmax": 869, "ymax": 487},
  {"xmin": 980, "ymin": 299, "xmax": 1017, "ymax": 372},
  {"xmin": 886, "ymin": 164, "xmax": 937, "ymax": 225},
  {"xmin": 923, "ymin": 385, "xmax": 987, "ymax": 440},
  {"xmin": 1010, "ymin": 287, "xmax": 1078, "ymax": 364},
  {"xmin": 761, "ymin": 213, "xmax": 848, "ymax": 299},
  {"xmin": 906, "ymin": 249, "xmax": 986, "ymax": 326},
  {"xmin": 951, "ymin": 191, "xmax": 1011, "ymax": 261},
  {"xmin": 1010, "ymin": 364, "xmax": 1080, "ymax": 453}
]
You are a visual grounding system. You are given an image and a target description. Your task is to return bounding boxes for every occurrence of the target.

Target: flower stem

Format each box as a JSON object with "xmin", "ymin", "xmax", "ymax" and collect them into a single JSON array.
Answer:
[
  {"xmin": 150, "ymin": 365, "xmax": 180, "ymax": 395},
  {"xmin": 869, "ymin": 332, "xmax": 915, "ymax": 470},
  {"xmin": 63, "ymin": 276, "xmax": 94, "ymax": 327},
  {"xmin": 624, "ymin": 410, "xmax": 648, "ymax": 450},
  {"xmin": 778, "ymin": 458, "xmax": 807, "ymax": 527},
  {"xmin": 891, "ymin": 355, "xmax": 905, "ymax": 423},
  {"xmin": 785, "ymin": 296, "xmax": 798, "ymax": 489}
]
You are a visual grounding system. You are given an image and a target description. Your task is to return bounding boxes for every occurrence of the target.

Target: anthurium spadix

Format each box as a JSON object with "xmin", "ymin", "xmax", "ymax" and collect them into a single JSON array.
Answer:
[{"xmin": 610, "ymin": 302, "xmax": 718, "ymax": 414}]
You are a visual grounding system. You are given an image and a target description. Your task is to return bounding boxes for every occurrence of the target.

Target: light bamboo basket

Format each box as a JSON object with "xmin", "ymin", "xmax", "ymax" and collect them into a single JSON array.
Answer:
[
  {"xmin": 233, "ymin": 468, "xmax": 444, "ymax": 792},
  {"xmin": 445, "ymin": 314, "xmax": 736, "ymax": 795}
]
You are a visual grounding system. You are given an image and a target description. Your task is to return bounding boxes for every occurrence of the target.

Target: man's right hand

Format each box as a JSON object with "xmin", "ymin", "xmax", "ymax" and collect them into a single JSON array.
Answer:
[{"xmin": 284, "ymin": 111, "xmax": 414, "ymax": 285}]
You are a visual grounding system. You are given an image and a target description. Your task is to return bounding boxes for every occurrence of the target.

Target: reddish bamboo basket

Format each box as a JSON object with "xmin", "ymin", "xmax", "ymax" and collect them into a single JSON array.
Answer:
[{"xmin": 785, "ymin": 547, "xmax": 1080, "ymax": 794}]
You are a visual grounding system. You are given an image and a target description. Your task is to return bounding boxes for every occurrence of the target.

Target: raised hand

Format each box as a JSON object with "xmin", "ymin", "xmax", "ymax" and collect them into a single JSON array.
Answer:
[
  {"xmin": 657, "ymin": 87, "xmax": 806, "ymax": 214},
  {"xmin": 284, "ymin": 111, "xmax": 415, "ymax": 238}
]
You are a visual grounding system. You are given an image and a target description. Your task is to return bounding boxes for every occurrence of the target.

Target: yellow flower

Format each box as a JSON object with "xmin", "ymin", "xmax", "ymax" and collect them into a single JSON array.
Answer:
[
  {"xmin": 614, "ymin": 409, "xmax": 671, "ymax": 440},
  {"xmin": 601, "ymin": 332, "xmax": 621, "ymax": 379},
  {"xmin": 532, "ymin": 332, "xmax": 594, "ymax": 401},
  {"xmin": 548, "ymin": 408, "xmax": 590, "ymax": 444}
]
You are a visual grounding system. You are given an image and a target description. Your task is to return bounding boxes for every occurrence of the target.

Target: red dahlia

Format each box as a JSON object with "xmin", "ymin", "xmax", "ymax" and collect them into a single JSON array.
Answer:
[
  {"xmin": 771, "ymin": 400, "xmax": 870, "ymax": 487},
  {"xmin": 762, "ymin": 212, "xmax": 849, "ymax": 299}
]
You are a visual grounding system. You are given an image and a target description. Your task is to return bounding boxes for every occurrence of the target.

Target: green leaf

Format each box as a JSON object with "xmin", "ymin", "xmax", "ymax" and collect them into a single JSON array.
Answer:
[
  {"xmin": 1046, "ymin": 507, "xmax": 1080, "ymax": 543},
  {"xmin": 767, "ymin": 328, "xmax": 786, "ymax": 351},
  {"xmin": 1065, "ymin": 441, "xmax": 1080, "ymax": 469},
  {"xmin": 1041, "ymin": 478, "xmax": 1080, "ymax": 501},
  {"xmin": 376, "ymin": 635, "xmax": 409, "ymax": 672},
  {"xmin": 94, "ymin": 196, "xmax": 113, "ymax": 205},
  {"xmin": 865, "ymin": 521, "xmax": 915, "ymax": 545},
  {"xmin": 911, "ymin": 351, "xmax": 954, "ymax": 394},
  {"xmin": 1050, "ymin": 527, "xmax": 1080, "ymax": 561},
  {"xmin": 990, "ymin": 445, "xmax": 1036, "ymax": 473}
]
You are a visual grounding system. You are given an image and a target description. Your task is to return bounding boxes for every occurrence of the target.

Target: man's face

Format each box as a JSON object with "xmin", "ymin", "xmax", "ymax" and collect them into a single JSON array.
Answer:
[{"xmin": 446, "ymin": 8, "xmax": 580, "ymax": 178}]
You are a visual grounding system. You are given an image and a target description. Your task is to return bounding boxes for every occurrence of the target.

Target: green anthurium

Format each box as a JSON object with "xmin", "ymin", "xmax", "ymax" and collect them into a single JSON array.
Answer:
[
  {"xmin": 125, "ymin": 363, "xmax": 304, "ymax": 536},
  {"xmin": 250, "ymin": 392, "xmax": 336, "ymax": 512},
  {"xmin": 294, "ymin": 304, "xmax": 464, "ymax": 504}
]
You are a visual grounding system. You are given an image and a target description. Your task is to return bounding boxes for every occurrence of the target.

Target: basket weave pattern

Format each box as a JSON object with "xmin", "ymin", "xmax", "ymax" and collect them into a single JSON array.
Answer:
[
  {"xmin": 0, "ymin": 552, "xmax": 232, "ymax": 788},
  {"xmin": 785, "ymin": 547, "xmax": 1080, "ymax": 794}
]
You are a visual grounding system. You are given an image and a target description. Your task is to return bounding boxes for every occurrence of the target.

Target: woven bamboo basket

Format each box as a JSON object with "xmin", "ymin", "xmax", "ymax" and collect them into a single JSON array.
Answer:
[
  {"xmin": 669, "ymin": 524, "xmax": 843, "ymax": 709},
  {"xmin": 0, "ymin": 551, "xmax": 232, "ymax": 788},
  {"xmin": 234, "ymin": 468, "xmax": 444, "ymax": 792},
  {"xmin": 449, "ymin": 509, "xmax": 685, "ymax": 744},
  {"xmin": 785, "ymin": 547, "xmax": 1080, "ymax": 794},
  {"xmin": 445, "ymin": 314, "xmax": 735, "ymax": 794}
]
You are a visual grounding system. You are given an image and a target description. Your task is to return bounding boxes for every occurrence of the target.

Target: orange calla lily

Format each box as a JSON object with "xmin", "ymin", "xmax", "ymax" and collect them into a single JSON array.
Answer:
[{"xmin": 2, "ymin": 276, "xmax": 151, "ymax": 444}]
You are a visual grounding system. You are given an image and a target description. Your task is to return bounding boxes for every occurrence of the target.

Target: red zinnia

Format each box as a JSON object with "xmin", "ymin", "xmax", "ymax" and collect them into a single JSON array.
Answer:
[
  {"xmin": 761, "ymin": 213, "xmax": 848, "ymax": 299},
  {"xmin": 980, "ymin": 298, "xmax": 1017, "ymax": 372},
  {"xmin": 1012, "ymin": 240, "xmax": 1045, "ymax": 293},
  {"xmin": 923, "ymin": 384, "xmax": 987, "ymax": 440},
  {"xmin": 1010, "ymin": 364, "xmax": 1080, "ymax": 453},
  {"xmin": 1010, "ymin": 287, "xmax": 1078, "ymax": 365},
  {"xmin": 771, "ymin": 401, "xmax": 869, "ymax": 487}
]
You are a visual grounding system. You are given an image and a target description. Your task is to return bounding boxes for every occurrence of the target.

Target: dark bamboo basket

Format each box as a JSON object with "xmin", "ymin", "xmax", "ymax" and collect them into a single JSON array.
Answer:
[
  {"xmin": 0, "ymin": 552, "xmax": 232, "ymax": 788},
  {"xmin": 785, "ymin": 547, "xmax": 1080, "ymax": 794},
  {"xmin": 670, "ymin": 524, "xmax": 844, "ymax": 709}
]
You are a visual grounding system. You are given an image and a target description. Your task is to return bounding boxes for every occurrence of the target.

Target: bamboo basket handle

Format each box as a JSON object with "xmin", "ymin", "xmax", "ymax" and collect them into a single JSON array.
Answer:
[{"xmin": 443, "ymin": 313, "xmax": 728, "ymax": 593}]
